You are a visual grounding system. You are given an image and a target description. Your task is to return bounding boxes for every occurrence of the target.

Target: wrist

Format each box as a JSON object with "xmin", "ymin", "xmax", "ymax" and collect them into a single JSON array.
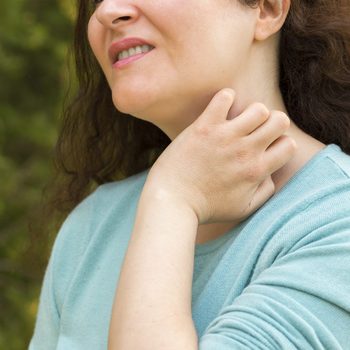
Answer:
[{"xmin": 141, "ymin": 180, "xmax": 200, "ymax": 225}]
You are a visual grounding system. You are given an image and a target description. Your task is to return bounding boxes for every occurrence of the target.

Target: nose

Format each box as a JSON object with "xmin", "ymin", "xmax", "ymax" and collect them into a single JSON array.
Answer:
[{"xmin": 94, "ymin": 0, "xmax": 139, "ymax": 29}]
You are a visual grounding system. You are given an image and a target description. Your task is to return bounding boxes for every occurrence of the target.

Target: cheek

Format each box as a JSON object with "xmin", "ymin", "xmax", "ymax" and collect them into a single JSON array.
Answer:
[
  {"xmin": 87, "ymin": 17, "xmax": 96, "ymax": 52},
  {"xmin": 87, "ymin": 16, "xmax": 115, "ymax": 88},
  {"xmin": 87, "ymin": 16, "xmax": 105, "ymax": 67}
]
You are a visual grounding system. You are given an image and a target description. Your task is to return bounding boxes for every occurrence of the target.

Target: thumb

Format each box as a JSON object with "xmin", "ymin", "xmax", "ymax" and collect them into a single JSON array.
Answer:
[{"xmin": 199, "ymin": 88, "xmax": 236, "ymax": 124}]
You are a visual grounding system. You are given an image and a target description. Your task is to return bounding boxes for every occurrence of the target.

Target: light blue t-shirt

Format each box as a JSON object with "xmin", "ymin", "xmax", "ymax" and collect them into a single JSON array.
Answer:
[{"xmin": 30, "ymin": 144, "xmax": 350, "ymax": 349}]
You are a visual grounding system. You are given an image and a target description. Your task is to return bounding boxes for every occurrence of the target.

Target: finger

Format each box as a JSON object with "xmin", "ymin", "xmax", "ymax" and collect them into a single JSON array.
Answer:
[
  {"xmin": 227, "ymin": 102, "xmax": 270, "ymax": 136},
  {"xmin": 199, "ymin": 88, "xmax": 236, "ymax": 124},
  {"xmin": 264, "ymin": 135, "xmax": 297, "ymax": 174},
  {"xmin": 245, "ymin": 177, "xmax": 275, "ymax": 216},
  {"xmin": 250, "ymin": 110, "xmax": 291, "ymax": 150}
]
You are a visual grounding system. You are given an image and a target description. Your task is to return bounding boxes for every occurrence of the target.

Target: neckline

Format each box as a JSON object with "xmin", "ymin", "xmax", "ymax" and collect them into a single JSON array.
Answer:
[{"xmin": 194, "ymin": 221, "xmax": 244, "ymax": 256}]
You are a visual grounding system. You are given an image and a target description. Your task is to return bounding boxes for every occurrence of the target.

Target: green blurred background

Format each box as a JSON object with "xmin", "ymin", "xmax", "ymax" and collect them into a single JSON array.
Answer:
[{"xmin": 0, "ymin": 0, "xmax": 75, "ymax": 348}]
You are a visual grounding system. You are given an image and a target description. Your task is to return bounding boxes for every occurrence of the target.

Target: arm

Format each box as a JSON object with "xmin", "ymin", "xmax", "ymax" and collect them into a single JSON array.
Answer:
[
  {"xmin": 29, "ymin": 253, "xmax": 60, "ymax": 350},
  {"xmin": 30, "ymin": 193, "xmax": 96, "ymax": 350},
  {"xmin": 108, "ymin": 186, "xmax": 199, "ymax": 350},
  {"xmin": 198, "ymin": 214, "xmax": 350, "ymax": 349},
  {"xmin": 108, "ymin": 89, "xmax": 295, "ymax": 350}
]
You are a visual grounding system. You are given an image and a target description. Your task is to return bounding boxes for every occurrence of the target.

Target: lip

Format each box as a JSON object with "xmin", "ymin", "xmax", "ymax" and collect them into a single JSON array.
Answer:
[{"xmin": 108, "ymin": 37, "xmax": 155, "ymax": 66}]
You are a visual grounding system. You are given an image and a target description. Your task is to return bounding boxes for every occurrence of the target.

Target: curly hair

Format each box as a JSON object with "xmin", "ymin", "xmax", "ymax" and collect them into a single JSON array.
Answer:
[{"xmin": 50, "ymin": 0, "xmax": 350, "ymax": 215}]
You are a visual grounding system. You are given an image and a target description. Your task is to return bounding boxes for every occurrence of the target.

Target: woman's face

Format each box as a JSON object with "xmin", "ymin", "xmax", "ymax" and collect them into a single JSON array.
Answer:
[{"xmin": 88, "ymin": 0, "xmax": 258, "ymax": 138}]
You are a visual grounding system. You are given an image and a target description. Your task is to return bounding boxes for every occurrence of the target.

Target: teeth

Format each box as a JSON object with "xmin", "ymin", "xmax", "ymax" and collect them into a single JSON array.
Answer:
[
  {"xmin": 129, "ymin": 47, "xmax": 136, "ymax": 56},
  {"xmin": 117, "ymin": 45, "xmax": 153, "ymax": 61}
]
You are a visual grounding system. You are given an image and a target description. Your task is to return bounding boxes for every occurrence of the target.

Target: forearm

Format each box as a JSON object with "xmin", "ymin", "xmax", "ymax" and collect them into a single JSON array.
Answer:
[{"xmin": 108, "ymin": 185, "xmax": 199, "ymax": 350}]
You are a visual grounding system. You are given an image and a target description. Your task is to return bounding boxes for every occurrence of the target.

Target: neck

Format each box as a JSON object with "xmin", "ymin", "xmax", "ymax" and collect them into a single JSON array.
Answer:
[{"xmin": 272, "ymin": 122, "xmax": 325, "ymax": 193}]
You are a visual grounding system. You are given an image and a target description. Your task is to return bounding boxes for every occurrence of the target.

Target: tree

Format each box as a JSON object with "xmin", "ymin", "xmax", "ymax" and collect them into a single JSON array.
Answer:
[{"xmin": 0, "ymin": 0, "xmax": 74, "ymax": 348}]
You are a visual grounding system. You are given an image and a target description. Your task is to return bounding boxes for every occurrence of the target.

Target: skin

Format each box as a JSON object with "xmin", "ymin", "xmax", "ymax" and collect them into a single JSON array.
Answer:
[
  {"xmin": 87, "ymin": 0, "xmax": 325, "ymax": 348},
  {"xmin": 89, "ymin": 0, "xmax": 278, "ymax": 139}
]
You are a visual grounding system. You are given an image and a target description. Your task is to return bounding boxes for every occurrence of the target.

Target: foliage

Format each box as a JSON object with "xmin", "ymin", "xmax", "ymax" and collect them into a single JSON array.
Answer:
[{"xmin": 0, "ymin": 0, "xmax": 74, "ymax": 348}]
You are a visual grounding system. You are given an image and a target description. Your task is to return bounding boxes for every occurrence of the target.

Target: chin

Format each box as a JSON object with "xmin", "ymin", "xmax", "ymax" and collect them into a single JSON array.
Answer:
[
  {"xmin": 112, "ymin": 90, "xmax": 146, "ymax": 115},
  {"xmin": 110, "ymin": 84, "xmax": 200, "ymax": 130},
  {"xmin": 111, "ymin": 88, "xmax": 167, "ymax": 121}
]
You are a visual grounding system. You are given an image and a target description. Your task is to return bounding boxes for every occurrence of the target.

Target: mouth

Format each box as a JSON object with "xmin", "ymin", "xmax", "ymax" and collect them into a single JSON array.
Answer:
[
  {"xmin": 113, "ymin": 45, "xmax": 154, "ymax": 63},
  {"xmin": 108, "ymin": 38, "xmax": 156, "ymax": 65}
]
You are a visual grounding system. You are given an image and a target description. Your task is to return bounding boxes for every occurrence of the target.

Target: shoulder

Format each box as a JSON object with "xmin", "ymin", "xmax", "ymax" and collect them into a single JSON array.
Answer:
[
  {"xmin": 80, "ymin": 167, "xmax": 150, "ymax": 218},
  {"xmin": 55, "ymin": 167, "xmax": 150, "ymax": 249},
  {"xmin": 323, "ymin": 143, "xmax": 350, "ymax": 178},
  {"xmin": 60, "ymin": 167, "xmax": 150, "ymax": 240},
  {"xmin": 92, "ymin": 167, "xmax": 151, "ymax": 208},
  {"xmin": 246, "ymin": 144, "xmax": 350, "ymax": 270},
  {"xmin": 47, "ymin": 168, "xmax": 150, "ymax": 306},
  {"xmin": 289, "ymin": 144, "xmax": 350, "ymax": 219},
  {"xmin": 199, "ymin": 146, "xmax": 350, "ymax": 348},
  {"xmin": 274, "ymin": 144, "xmax": 350, "ymax": 218}
]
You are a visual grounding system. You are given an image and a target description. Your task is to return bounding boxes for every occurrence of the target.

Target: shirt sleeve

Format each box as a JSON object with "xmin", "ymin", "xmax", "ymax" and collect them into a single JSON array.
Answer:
[
  {"xmin": 199, "ymin": 219, "xmax": 350, "ymax": 349},
  {"xmin": 29, "ymin": 248, "xmax": 60, "ymax": 350},
  {"xmin": 28, "ymin": 191, "xmax": 96, "ymax": 349}
]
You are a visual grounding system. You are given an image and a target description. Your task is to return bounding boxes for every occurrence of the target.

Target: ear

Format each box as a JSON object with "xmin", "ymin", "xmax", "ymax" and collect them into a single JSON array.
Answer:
[{"xmin": 254, "ymin": 0, "xmax": 291, "ymax": 41}]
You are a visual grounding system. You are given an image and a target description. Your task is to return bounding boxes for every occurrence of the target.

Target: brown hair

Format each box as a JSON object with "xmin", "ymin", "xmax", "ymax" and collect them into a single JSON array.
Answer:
[{"xmin": 50, "ymin": 0, "xmax": 350, "ymax": 216}]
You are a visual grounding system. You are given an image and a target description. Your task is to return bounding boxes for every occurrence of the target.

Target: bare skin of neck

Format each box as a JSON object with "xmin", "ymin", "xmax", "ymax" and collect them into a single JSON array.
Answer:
[{"xmin": 195, "ymin": 123, "xmax": 325, "ymax": 245}]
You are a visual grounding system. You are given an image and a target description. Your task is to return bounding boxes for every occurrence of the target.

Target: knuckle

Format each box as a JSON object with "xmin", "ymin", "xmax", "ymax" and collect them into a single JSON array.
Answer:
[{"xmin": 194, "ymin": 122, "xmax": 211, "ymax": 138}]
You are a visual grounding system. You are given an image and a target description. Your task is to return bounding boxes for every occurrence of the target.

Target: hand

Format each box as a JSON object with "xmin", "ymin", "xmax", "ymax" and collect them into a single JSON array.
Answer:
[{"xmin": 145, "ymin": 88, "xmax": 297, "ymax": 225}]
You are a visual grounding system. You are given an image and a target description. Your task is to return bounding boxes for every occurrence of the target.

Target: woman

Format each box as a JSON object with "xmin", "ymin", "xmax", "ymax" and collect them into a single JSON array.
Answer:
[{"xmin": 30, "ymin": 0, "xmax": 350, "ymax": 349}]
